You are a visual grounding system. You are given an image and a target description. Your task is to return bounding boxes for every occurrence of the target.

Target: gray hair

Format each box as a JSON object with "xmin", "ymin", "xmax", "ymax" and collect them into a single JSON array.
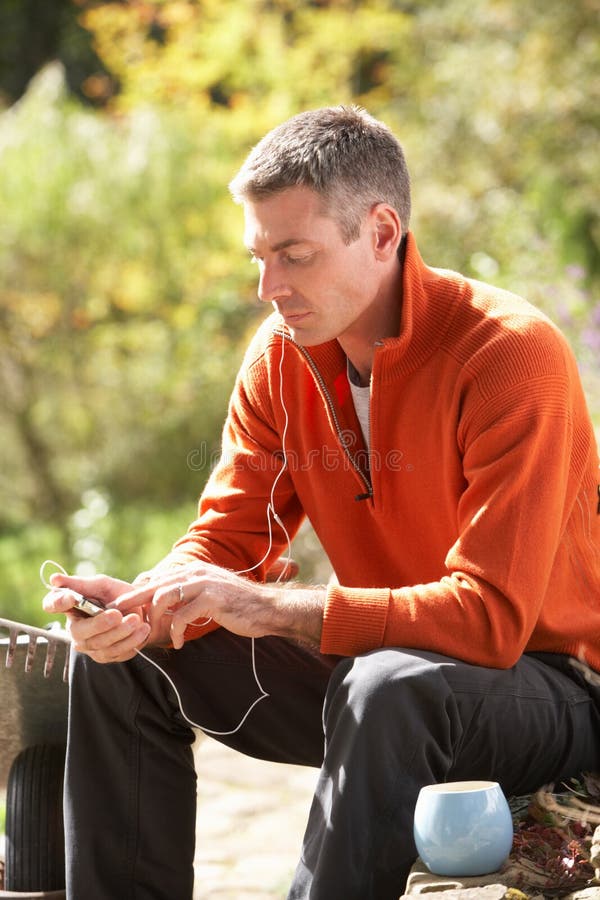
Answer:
[{"xmin": 229, "ymin": 105, "xmax": 411, "ymax": 243}]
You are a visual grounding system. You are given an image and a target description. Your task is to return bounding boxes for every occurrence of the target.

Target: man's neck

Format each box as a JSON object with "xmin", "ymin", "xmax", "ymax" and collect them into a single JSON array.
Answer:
[{"xmin": 339, "ymin": 245, "xmax": 405, "ymax": 385}]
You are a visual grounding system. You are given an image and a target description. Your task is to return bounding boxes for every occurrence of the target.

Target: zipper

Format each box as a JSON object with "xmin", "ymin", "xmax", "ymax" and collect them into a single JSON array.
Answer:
[{"xmin": 275, "ymin": 329, "xmax": 373, "ymax": 502}]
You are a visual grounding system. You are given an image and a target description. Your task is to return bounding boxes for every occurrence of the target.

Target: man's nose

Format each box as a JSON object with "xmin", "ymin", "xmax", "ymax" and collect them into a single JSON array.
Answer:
[{"xmin": 257, "ymin": 261, "xmax": 291, "ymax": 304}]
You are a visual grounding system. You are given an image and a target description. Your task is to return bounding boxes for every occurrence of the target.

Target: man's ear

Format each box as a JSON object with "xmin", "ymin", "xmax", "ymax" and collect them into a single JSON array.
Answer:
[{"xmin": 371, "ymin": 203, "xmax": 402, "ymax": 261}]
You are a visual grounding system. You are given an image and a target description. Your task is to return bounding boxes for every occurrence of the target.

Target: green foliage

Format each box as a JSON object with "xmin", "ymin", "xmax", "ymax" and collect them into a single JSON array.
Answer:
[
  {"xmin": 0, "ymin": 521, "xmax": 68, "ymax": 626},
  {"xmin": 81, "ymin": 0, "xmax": 411, "ymax": 115},
  {"xmin": 0, "ymin": 0, "xmax": 598, "ymax": 623},
  {"xmin": 0, "ymin": 63, "xmax": 262, "ymax": 532}
]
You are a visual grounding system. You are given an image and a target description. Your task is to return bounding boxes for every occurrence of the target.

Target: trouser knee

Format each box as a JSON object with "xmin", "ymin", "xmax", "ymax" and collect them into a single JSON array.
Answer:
[
  {"xmin": 325, "ymin": 649, "xmax": 457, "ymax": 713},
  {"xmin": 324, "ymin": 649, "xmax": 459, "ymax": 742}
]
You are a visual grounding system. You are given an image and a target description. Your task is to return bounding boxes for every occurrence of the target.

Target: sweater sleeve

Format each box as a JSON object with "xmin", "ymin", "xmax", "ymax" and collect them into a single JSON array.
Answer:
[{"xmin": 321, "ymin": 323, "xmax": 598, "ymax": 668}]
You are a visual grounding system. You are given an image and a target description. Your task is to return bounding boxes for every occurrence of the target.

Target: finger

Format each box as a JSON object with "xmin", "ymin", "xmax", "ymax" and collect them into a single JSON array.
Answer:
[
  {"xmin": 71, "ymin": 613, "xmax": 150, "ymax": 657},
  {"xmin": 68, "ymin": 606, "xmax": 125, "ymax": 643},
  {"xmin": 169, "ymin": 608, "xmax": 190, "ymax": 650},
  {"xmin": 86, "ymin": 628, "xmax": 149, "ymax": 663},
  {"xmin": 100, "ymin": 616, "xmax": 151, "ymax": 659},
  {"xmin": 117, "ymin": 575, "xmax": 187, "ymax": 616},
  {"xmin": 49, "ymin": 573, "xmax": 132, "ymax": 603},
  {"xmin": 44, "ymin": 587, "xmax": 109, "ymax": 618},
  {"xmin": 168, "ymin": 593, "xmax": 214, "ymax": 650},
  {"xmin": 115, "ymin": 576, "xmax": 180, "ymax": 613},
  {"xmin": 115, "ymin": 564, "xmax": 214, "ymax": 613},
  {"xmin": 151, "ymin": 580, "xmax": 194, "ymax": 616},
  {"xmin": 114, "ymin": 585, "xmax": 156, "ymax": 613},
  {"xmin": 44, "ymin": 586, "xmax": 108, "ymax": 619},
  {"xmin": 43, "ymin": 588, "xmax": 79, "ymax": 615}
]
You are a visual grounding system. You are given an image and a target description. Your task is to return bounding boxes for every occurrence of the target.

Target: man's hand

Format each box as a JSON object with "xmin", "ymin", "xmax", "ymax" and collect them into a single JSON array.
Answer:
[
  {"xmin": 43, "ymin": 573, "xmax": 156, "ymax": 663},
  {"xmin": 115, "ymin": 561, "xmax": 325, "ymax": 650}
]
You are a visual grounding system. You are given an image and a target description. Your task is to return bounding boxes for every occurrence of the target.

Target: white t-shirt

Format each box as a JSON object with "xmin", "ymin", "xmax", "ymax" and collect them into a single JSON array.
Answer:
[{"xmin": 347, "ymin": 360, "xmax": 371, "ymax": 450}]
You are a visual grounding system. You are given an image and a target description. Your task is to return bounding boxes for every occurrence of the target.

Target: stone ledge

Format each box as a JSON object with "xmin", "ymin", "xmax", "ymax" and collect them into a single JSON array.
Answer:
[{"xmin": 401, "ymin": 858, "xmax": 600, "ymax": 899}]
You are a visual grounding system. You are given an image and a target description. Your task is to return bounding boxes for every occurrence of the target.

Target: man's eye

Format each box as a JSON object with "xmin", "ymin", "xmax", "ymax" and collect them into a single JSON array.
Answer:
[{"xmin": 284, "ymin": 254, "xmax": 312, "ymax": 265}]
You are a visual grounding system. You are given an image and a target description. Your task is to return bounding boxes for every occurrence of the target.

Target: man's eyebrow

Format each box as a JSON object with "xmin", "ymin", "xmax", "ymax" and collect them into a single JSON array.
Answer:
[{"xmin": 245, "ymin": 237, "xmax": 314, "ymax": 254}]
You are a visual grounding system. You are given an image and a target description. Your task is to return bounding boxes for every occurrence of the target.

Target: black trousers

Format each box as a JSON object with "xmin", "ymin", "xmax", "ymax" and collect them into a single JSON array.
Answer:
[{"xmin": 64, "ymin": 630, "xmax": 600, "ymax": 900}]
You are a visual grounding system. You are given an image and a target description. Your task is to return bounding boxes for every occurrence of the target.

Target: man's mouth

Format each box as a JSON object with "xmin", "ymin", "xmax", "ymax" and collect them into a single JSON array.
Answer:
[{"xmin": 280, "ymin": 310, "xmax": 311, "ymax": 324}]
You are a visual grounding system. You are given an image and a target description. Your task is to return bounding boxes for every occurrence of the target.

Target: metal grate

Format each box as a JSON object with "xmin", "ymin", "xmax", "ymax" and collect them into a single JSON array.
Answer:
[{"xmin": 0, "ymin": 618, "xmax": 71, "ymax": 682}]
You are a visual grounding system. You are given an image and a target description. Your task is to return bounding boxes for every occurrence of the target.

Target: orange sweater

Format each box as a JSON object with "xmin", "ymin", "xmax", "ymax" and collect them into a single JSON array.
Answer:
[{"xmin": 168, "ymin": 234, "xmax": 600, "ymax": 671}]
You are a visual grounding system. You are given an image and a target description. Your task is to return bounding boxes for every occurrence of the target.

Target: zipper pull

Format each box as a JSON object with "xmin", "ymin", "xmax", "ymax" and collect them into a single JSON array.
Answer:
[{"xmin": 355, "ymin": 490, "xmax": 372, "ymax": 502}]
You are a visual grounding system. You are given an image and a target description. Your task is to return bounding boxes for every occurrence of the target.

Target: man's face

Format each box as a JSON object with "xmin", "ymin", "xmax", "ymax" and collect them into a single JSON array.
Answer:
[{"xmin": 243, "ymin": 185, "xmax": 382, "ymax": 348}]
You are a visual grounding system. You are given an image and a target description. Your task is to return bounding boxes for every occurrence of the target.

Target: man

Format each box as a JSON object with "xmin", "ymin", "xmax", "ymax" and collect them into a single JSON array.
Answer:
[{"xmin": 44, "ymin": 106, "xmax": 600, "ymax": 900}]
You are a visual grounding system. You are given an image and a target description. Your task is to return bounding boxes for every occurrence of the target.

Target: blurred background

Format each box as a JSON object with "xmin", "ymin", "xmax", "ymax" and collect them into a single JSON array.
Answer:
[{"xmin": 0, "ymin": 0, "xmax": 598, "ymax": 625}]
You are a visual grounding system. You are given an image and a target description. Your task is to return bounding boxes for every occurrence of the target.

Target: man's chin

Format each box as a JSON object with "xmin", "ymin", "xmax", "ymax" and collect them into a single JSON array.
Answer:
[
  {"xmin": 283, "ymin": 323, "xmax": 333, "ymax": 348},
  {"xmin": 288, "ymin": 330, "xmax": 328, "ymax": 348}
]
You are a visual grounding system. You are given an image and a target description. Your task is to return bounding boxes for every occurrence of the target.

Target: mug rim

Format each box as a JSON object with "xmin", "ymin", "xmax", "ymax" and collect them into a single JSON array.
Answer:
[{"xmin": 420, "ymin": 780, "xmax": 500, "ymax": 794}]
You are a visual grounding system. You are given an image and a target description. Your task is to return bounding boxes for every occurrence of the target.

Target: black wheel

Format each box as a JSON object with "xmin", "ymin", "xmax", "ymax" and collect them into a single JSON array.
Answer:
[{"xmin": 5, "ymin": 742, "xmax": 66, "ymax": 891}]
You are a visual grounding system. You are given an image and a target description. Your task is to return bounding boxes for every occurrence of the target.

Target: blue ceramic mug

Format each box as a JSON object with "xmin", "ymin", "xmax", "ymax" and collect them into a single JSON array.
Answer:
[{"xmin": 413, "ymin": 780, "xmax": 514, "ymax": 877}]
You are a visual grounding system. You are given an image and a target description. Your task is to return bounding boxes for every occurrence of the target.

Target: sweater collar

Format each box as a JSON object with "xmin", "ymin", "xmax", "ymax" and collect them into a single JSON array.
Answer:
[{"xmin": 371, "ymin": 231, "xmax": 463, "ymax": 382}]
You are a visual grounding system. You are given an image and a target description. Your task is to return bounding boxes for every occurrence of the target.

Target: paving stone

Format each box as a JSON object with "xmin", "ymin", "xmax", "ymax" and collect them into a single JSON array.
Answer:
[{"xmin": 193, "ymin": 736, "xmax": 318, "ymax": 899}]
